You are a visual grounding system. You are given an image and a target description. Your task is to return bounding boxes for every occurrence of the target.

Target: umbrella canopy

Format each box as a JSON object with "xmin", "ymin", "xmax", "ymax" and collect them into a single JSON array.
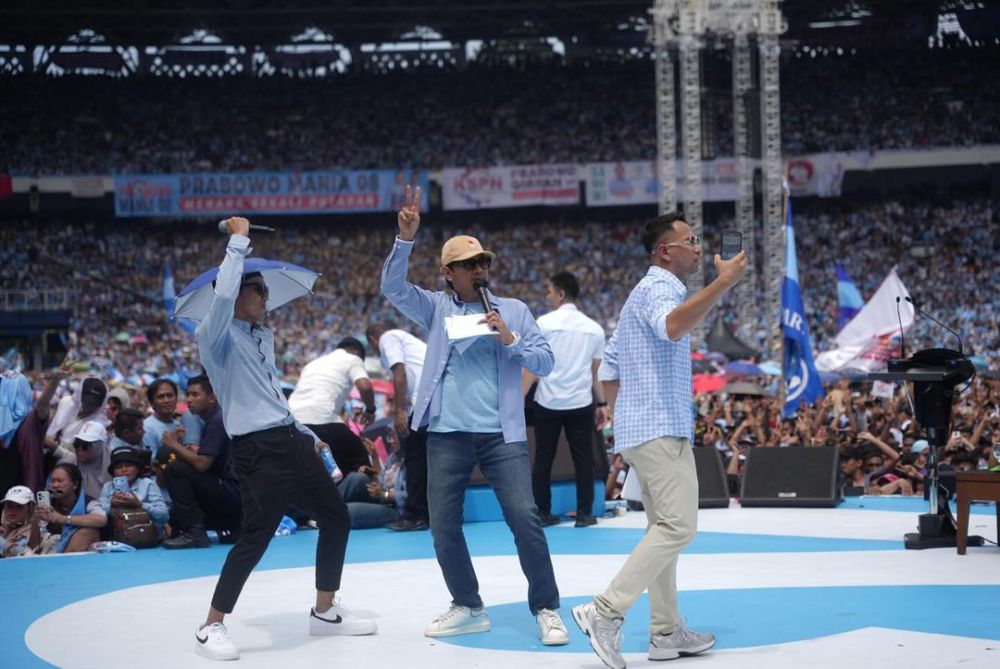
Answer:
[
  {"xmin": 692, "ymin": 358, "xmax": 718, "ymax": 374},
  {"xmin": 724, "ymin": 360, "xmax": 765, "ymax": 376},
  {"xmin": 719, "ymin": 381, "xmax": 770, "ymax": 397},
  {"xmin": 693, "ymin": 373, "xmax": 727, "ymax": 394},
  {"xmin": 758, "ymin": 360, "xmax": 782, "ymax": 376},
  {"xmin": 173, "ymin": 258, "xmax": 320, "ymax": 321}
]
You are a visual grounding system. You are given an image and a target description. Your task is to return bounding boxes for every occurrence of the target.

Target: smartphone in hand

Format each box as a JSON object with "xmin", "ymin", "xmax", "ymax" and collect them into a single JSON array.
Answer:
[
  {"xmin": 36, "ymin": 491, "xmax": 51, "ymax": 507},
  {"xmin": 720, "ymin": 230, "xmax": 743, "ymax": 261}
]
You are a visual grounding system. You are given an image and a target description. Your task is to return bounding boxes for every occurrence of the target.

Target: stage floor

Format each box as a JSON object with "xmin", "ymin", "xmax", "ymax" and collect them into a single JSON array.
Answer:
[{"xmin": 3, "ymin": 497, "xmax": 998, "ymax": 668}]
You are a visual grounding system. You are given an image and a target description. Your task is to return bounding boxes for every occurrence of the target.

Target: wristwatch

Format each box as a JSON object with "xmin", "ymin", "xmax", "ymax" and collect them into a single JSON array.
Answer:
[{"xmin": 66, "ymin": 514, "xmax": 73, "ymax": 525}]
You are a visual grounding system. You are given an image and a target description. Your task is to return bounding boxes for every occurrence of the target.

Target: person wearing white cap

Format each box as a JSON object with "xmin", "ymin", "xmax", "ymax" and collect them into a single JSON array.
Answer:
[
  {"xmin": 0, "ymin": 485, "xmax": 41, "ymax": 558},
  {"xmin": 73, "ymin": 420, "xmax": 112, "ymax": 500}
]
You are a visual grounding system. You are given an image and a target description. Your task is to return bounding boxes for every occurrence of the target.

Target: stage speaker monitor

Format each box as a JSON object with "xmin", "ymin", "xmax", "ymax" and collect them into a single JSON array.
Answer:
[
  {"xmin": 694, "ymin": 447, "xmax": 729, "ymax": 509},
  {"xmin": 740, "ymin": 446, "xmax": 841, "ymax": 508}
]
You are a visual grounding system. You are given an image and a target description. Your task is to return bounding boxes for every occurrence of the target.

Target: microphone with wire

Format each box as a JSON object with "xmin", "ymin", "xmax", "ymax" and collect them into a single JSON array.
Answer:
[
  {"xmin": 218, "ymin": 220, "xmax": 276, "ymax": 234},
  {"xmin": 905, "ymin": 296, "xmax": 963, "ymax": 354},
  {"xmin": 472, "ymin": 278, "xmax": 494, "ymax": 315}
]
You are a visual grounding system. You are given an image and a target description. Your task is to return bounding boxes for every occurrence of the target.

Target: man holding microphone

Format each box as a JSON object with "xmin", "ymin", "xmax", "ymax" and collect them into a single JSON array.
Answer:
[{"xmin": 381, "ymin": 186, "xmax": 569, "ymax": 646}]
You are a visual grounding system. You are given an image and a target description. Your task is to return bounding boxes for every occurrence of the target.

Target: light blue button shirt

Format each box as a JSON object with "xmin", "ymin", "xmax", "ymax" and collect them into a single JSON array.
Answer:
[
  {"xmin": 599, "ymin": 266, "xmax": 693, "ymax": 452},
  {"xmin": 381, "ymin": 237, "xmax": 553, "ymax": 444},
  {"xmin": 196, "ymin": 235, "xmax": 318, "ymax": 442}
]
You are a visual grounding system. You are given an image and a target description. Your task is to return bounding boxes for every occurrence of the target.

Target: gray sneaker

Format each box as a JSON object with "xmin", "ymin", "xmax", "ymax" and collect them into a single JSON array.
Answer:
[
  {"xmin": 648, "ymin": 626, "xmax": 716, "ymax": 661},
  {"xmin": 572, "ymin": 602, "xmax": 625, "ymax": 669}
]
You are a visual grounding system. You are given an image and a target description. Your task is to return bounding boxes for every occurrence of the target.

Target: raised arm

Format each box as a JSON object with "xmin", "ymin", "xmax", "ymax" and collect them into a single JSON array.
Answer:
[
  {"xmin": 381, "ymin": 185, "xmax": 436, "ymax": 330},
  {"xmin": 196, "ymin": 217, "xmax": 251, "ymax": 354}
]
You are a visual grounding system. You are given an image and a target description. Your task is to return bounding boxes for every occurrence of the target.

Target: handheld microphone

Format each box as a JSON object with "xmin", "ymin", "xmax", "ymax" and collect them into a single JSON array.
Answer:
[
  {"xmin": 218, "ymin": 220, "xmax": 276, "ymax": 234},
  {"xmin": 905, "ymin": 296, "xmax": 963, "ymax": 354},
  {"xmin": 895, "ymin": 296, "xmax": 907, "ymax": 360},
  {"xmin": 472, "ymin": 278, "xmax": 494, "ymax": 315}
]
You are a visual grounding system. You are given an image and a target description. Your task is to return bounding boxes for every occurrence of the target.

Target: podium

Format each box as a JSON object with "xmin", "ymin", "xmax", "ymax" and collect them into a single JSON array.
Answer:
[{"xmin": 869, "ymin": 348, "xmax": 982, "ymax": 550}]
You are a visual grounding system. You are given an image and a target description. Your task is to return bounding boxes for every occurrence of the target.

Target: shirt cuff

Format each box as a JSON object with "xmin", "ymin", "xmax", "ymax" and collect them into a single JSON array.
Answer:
[
  {"xmin": 229, "ymin": 234, "xmax": 251, "ymax": 252},
  {"xmin": 503, "ymin": 331, "xmax": 521, "ymax": 348}
]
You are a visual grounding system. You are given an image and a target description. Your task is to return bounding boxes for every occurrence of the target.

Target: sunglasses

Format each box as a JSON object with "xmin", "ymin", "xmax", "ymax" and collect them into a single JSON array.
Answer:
[
  {"xmin": 450, "ymin": 255, "xmax": 492, "ymax": 271},
  {"xmin": 242, "ymin": 282, "xmax": 269, "ymax": 297}
]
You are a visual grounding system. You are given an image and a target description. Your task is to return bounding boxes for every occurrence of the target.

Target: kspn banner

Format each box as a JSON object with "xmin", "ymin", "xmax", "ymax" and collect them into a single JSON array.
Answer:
[
  {"xmin": 586, "ymin": 160, "xmax": 739, "ymax": 206},
  {"xmin": 441, "ymin": 164, "xmax": 580, "ymax": 211},
  {"xmin": 114, "ymin": 169, "xmax": 429, "ymax": 217}
]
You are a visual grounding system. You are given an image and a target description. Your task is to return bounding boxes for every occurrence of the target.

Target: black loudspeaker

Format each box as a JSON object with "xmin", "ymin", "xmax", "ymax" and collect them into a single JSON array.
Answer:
[
  {"xmin": 694, "ymin": 447, "xmax": 730, "ymax": 508},
  {"xmin": 740, "ymin": 447, "xmax": 842, "ymax": 507}
]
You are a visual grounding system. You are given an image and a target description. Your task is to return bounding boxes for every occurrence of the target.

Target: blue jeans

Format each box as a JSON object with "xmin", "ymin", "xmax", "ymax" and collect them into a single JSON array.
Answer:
[
  {"xmin": 339, "ymin": 471, "xmax": 402, "ymax": 529},
  {"xmin": 427, "ymin": 431, "xmax": 560, "ymax": 614}
]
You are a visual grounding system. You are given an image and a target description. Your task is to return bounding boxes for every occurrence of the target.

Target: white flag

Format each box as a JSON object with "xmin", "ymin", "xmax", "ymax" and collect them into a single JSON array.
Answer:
[{"xmin": 815, "ymin": 267, "xmax": 914, "ymax": 372}]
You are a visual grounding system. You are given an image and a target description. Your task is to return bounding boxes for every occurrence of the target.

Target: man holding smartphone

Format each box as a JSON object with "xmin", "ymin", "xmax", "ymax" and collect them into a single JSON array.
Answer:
[{"xmin": 573, "ymin": 212, "xmax": 747, "ymax": 669}]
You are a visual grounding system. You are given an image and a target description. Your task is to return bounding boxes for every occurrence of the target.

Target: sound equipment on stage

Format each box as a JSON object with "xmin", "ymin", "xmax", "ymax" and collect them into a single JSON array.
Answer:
[
  {"xmin": 739, "ymin": 446, "xmax": 841, "ymax": 507},
  {"xmin": 694, "ymin": 447, "xmax": 730, "ymax": 508},
  {"xmin": 871, "ymin": 345, "xmax": 983, "ymax": 550}
]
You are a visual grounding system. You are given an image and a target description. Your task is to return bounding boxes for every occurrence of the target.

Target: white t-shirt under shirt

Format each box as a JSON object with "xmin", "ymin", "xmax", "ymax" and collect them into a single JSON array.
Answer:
[
  {"xmin": 377, "ymin": 329, "xmax": 427, "ymax": 410},
  {"xmin": 289, "ymin": 348, "xmax": 369, "ymax": 425},
  {"xmin": 535, "ymin": 303, "xmax": 605, "ymax": 411}
]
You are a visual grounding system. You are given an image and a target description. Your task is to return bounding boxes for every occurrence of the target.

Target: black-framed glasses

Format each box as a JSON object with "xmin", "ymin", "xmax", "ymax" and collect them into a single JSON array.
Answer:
[
  {"xmin": 242, "ymin": 282, "xmax": 269, "ymax": 297},
  {"xmin": 451, "ymin": 255, "xmax": 492, "ymax": 271}
]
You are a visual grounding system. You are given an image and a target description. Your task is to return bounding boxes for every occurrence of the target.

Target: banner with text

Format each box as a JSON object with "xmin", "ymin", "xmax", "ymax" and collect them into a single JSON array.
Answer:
[
  {"xmin": 114, "ymin": 170, "xmax": 429, "ymax": 217},
  {"xmin": 586, "ymin": 155, "xmax": 846, "ymax": 205},
  {"xmin": 586, "ymin": 160, "xmax": 739, "ymax": 205},
  {"xmin": 441, "ymin": 165, "xmax": 580, "ymax": 211}
]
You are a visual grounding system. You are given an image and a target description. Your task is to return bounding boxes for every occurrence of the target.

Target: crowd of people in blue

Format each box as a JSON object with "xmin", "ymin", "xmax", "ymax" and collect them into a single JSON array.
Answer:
[
  {"xmin": 0, "ymin": 38, "xmax": 998, "ymax": 667},
  {"xmin": 2, "ymin": 47, "xmax": 998, "ymax": 175}
]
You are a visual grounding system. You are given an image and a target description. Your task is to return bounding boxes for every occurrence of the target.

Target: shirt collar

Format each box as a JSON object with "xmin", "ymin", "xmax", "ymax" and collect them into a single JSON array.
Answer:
[
  {"xmin": 557, "ymin": 303, "xmax": 579, "ymax": 312},
  {"xmin": 451, "ymin": 288, "xmax": 499, "ymax": 308},
  {"xmin": 646, "ymin": 265, "xmax": 688, "ymax": 297}
]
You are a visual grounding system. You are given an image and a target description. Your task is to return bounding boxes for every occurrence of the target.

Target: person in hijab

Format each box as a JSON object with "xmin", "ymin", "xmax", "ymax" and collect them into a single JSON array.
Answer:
[
  {"xmin": 0, "ymin": 363, "xmax": 71, "ymax": 493},
  {"xmin": 105, "ymin": 387, "xmax": 131, "ymax": 425},
  {"xmin": 0, "ymin": 485, "xmax": 42, "ymax": 558},
  {"xmin": 44, "ymin": 377, "xmax": 110, "ymax": 465},
  {"xmin": 73, "ymin": 420, "xmax": 112, "ymax": 499}
]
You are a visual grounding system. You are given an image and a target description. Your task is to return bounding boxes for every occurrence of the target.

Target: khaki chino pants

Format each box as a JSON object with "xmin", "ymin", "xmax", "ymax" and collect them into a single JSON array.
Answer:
[{"xmin": 594, "ymin": 435, "xmax": 698, "ymax": 635}]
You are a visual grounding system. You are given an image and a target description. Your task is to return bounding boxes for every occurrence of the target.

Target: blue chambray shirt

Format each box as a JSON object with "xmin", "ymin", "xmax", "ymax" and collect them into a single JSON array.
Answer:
[
  {"xmin": 381, "ymin": 237, "xmax": 554, "ymax": 444},
  {"xmin": 196, "ymin": 235, "xmax": 318, "ymax": 442},
  {"xmin": 599, "ymin": 266, "xmax": 692, "ymax": 453}
]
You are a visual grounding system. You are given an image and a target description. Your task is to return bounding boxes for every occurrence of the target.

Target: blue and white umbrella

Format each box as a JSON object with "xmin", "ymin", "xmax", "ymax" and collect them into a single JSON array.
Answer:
[{"xmin": 173, "ymin": 258, "xmax": 320, "ymax": 322}]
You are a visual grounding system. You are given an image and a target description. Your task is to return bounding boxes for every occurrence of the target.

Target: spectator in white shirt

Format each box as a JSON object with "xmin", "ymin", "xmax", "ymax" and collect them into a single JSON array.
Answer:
[
  {"xmin": 366, "ymin": 322, "xmax": 430, "ymax": 531},
  {"xmin": 525, "ymin": 271, "xmax": 608, "ymax": 527},
  {"xmin": 288, "ymin": 337, "xmax": 377, "ymax": 476}
]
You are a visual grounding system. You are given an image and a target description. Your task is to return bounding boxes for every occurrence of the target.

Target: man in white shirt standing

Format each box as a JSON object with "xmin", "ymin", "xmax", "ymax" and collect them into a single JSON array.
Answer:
[
  {"xmin": 365, "ymin": 322, "xmax": 429, "ymax": 531},
  {"xmin": 526, "ymin": 271, "xmax": 608, "ymax": 528},
  {"xmin": 288, "ymin": 337, "xmax": 377, "ymax": 477}
]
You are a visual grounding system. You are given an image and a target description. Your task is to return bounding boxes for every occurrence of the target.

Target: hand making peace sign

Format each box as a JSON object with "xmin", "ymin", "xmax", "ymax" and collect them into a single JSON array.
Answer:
[{"xmin": 397, "ymin": 185, "xmax": 422, "ymax": 241}]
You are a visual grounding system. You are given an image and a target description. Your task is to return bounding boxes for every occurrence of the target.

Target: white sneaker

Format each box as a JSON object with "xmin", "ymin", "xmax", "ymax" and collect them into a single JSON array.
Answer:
[
  {"xmin": 195, "ymin": 622, "xmax": 239, "ymax": 661},
  {"xmin": 309, "ymin": 603, "xmax": 378, "ymax": 636},
  {"xmin": 536, "ymin": 608, "xmax": 570, "ymax": 646},
  {"xmin": 424, "ymin": 603, "xmax": 491, "ymax": 637}
]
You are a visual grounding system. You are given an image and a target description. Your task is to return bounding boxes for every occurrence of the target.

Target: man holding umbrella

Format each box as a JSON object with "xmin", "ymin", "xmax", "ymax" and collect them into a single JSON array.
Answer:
[{"xmin": 187, "ymin": 217, "xmax": 376, "ymax": 661}]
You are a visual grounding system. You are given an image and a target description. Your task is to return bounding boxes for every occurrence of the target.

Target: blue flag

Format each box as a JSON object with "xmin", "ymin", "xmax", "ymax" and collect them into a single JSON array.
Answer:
[
  {"xmin": 835, "ymin": 262, "xmax": 863, "ymax": 330},
  {"xmin": 164, "ymin": 264, "xmax": 197, "ymax": 335},
  {"xmin": 781, "ymin": 199, "xmax": 824, "ymax": 418}
]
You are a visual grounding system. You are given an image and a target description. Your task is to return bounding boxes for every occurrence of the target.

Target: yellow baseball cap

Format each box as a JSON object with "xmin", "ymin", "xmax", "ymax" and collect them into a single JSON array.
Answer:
[{"xmin": 441, "ymin": 235, "xmax": 496, "ymax": 267}]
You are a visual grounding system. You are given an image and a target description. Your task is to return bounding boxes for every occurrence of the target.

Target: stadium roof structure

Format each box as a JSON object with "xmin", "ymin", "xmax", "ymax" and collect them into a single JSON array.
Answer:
[{"xmin": 0, "ymin": 0, "xmax": 981, "ymax": 47}]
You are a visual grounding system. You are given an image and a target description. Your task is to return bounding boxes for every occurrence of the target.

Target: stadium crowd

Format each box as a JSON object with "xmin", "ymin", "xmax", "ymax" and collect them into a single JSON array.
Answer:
[{"xmin": 2, "ymin": 47, "xmax": 998, "ymax": 175}]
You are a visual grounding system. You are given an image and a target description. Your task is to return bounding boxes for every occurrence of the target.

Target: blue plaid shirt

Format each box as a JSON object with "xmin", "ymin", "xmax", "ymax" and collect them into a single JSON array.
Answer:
[{"xmin": 599, "ymin": 266, "xmax": 692, "ymax": 453}]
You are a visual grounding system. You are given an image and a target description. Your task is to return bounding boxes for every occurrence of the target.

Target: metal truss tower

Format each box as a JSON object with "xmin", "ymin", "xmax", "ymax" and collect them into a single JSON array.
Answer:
[
  {"xmin": 650, "ymin": 0, "xmax": 785, "ymax": 356},
  {"xmin": 732, "ymin": 32, "xmax": 756, "ymax": 343}
]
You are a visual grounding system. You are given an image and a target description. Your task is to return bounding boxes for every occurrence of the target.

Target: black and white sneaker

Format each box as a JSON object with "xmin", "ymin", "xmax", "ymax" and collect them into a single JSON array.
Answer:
[
  {"xmin": 309, "ymin": 603, "xmax": 378, "ymax": 636},
  {"xmin": 195, "ymin": 622, "xmax": 239, "ymax": 661}
]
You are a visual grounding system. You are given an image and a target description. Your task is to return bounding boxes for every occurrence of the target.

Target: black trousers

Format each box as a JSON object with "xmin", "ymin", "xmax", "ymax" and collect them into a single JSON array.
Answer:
[
  {"xmin": 305, "ymin": 422, "xmax": 369, "ymax": 474},
  {"xmin": 400, "ymin": 421, "xmax": 428, "ymax": 521},
  {"xmin": 164, "ymin": 460, "xmax": 242, "ymax": 532},
  {"xmin": 211, "ymin": 425, "xmax": 351, "ymax": 613},
  {"xmin": 531, "ymin": 404, "xmax": 596, "ymax": 516}
]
